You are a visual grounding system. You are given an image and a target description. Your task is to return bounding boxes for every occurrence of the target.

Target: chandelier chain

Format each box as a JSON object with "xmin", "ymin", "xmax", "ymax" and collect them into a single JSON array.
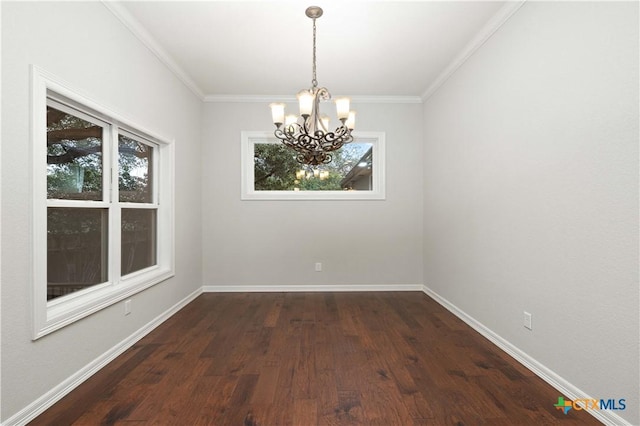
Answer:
[{"xmin": 311, "ymin": 18, "xmax": 317, "ymax": 88}]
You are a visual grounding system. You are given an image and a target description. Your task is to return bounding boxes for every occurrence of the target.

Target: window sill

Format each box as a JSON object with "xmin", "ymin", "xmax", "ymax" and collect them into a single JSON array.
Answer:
[
  {"xmin": 34, "ymin": 268, "xmax": 174, "ymax": 340},
  {"xmin": 242, "ymin": 190, "xmax": 386, "ymax": 201}
]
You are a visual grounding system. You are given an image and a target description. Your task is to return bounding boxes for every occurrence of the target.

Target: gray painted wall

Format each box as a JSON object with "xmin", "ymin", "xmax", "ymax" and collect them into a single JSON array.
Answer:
[
  {"xmin": 1, "ymin": 2, "xmax": 203, "ymax": 420},
  {"xmin": 422, "ymin": 2, "xmax": 639, "ymax": 424},
  {"xmin": 201, "ymin": 101, "xmax": 424, "ymax": 289}
]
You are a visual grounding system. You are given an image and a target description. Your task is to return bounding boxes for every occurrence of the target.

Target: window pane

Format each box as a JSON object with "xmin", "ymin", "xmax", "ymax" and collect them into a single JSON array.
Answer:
[
  {"xmin": 254, "ymin": 142, "xmax": 373, "ymax": 191},
  {"xmin": 47, "ymin": 208, "xmax": 108, "ymax": 301},
  {"xmin": 47, "ymin": 106, "xmax": 103, "ymax": 200},
  {"xmin": 121, "ymin": 209, "xmax": 157, "ymax": 275},
  {"xmin": 119, "ymin": 135, "xmax": 153, "ymax": 203}
]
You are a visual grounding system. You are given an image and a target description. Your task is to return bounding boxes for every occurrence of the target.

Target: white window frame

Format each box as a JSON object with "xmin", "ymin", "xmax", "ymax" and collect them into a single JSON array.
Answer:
[
  {"xmin": 31, "ymin": 66, "xmax": 175, "ymax": 339},
  {"xmin": 241, "ymin": 131, "xmax": 386, "ymax": 200}
]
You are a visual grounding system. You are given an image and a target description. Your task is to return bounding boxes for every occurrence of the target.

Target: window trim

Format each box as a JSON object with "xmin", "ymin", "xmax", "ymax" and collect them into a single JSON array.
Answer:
[
  {"xmin": 241, "ymin": 131, "xmax": 386, "ymax": 200},
  {"xmin": 31, "ymin": 66, "xmax": 175, "ymax": 339}
]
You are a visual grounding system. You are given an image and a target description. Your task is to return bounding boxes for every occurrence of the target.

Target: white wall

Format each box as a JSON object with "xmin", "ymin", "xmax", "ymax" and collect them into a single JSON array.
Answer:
[
  {"xmin": 1, "ymin": 2, "xmax": 202, "ymax": 421},
  {"xmin": 423, "ymin": 2, "xmax": 638, "ymax": 424},
  {"xmin": 202, "ymin": 101, "xmax": 423, "ymax": 289}
]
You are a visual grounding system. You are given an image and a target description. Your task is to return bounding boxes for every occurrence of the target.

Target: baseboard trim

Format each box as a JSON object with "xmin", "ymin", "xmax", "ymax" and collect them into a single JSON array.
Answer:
[
  {"xmin": 422, "ymin": 285, "xmax": 631, "ymax": 426},
  {"xmin": 3, "ymin": 287, "xmax": 203, "ymax": 426},
  {"xmin": 202, "ymin": 284, "xmax": 423, "ymax": 293}
]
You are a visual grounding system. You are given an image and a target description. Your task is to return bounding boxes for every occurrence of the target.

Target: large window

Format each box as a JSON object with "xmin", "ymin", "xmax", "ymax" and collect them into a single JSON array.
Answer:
[
  {"xmin": 32, "ymin": 67, "xmax": 174, "ymax": 339},
  {"xmin": 241, "ymin": 131, "xmax": 385, "ymax": 200}
]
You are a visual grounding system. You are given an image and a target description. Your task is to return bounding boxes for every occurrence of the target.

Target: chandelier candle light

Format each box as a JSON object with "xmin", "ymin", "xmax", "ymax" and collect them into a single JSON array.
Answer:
[{"xmin": 270, "ymin": 6, "xmax": 356, "ymax": 166}]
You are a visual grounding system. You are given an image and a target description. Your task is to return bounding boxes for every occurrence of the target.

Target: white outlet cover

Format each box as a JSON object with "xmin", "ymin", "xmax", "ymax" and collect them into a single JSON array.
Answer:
[{"xmin": 524, "ymin": 311, "xmax": 532, "ymax": 330}]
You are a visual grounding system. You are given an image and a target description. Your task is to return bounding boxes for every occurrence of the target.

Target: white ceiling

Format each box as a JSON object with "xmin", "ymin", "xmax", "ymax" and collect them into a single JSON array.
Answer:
[{"xmin": 110, "ymin": 1, "xmax": 513, "ymax": 99}]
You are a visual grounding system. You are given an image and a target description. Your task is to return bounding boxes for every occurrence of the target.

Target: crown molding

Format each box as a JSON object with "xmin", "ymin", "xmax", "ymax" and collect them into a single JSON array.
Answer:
[
  {"xmin": 421, "ymin": 0, "xmax": 527, "ymax": 102},
  {"xmin": 103, "ymin": 0, "xmax": 524, "ymax": 105},
  {"xmin": 101, "ymin": 1, "xmax": 422, "ymax": 105},
  {"xmin": 204, "ymin": 94, "xmax": 422, "ymax": 104},
  {"xmin": 101, "ymin": 1, "xmax": 205, "ymax": 100}
]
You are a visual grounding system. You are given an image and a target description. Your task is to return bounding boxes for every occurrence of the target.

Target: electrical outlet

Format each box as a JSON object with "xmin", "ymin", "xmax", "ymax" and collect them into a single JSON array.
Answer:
[
  {"xmin": 315, "ymin": 262, "xmax": 322, "ymax": 272},
  {"xmin": 524, "ymin": 311, "xmax": 532, "ymax": 330},
  {"xmin": 125, "ymin": 299, "xmax": 132, "ymax": 316}
]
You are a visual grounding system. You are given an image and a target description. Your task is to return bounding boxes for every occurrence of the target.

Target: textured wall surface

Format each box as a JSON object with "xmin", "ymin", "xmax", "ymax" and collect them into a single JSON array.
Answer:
[
  {"xmin": 201, "ymin": 101, "xmax": 424, "ymax": 289},
  {"xmin": 1, "ymin": 2, "xmax": 203, "ymax": 420},
  {"xmin": 423, "ymin": 2, "xmax": 639, "ymax": 424}
]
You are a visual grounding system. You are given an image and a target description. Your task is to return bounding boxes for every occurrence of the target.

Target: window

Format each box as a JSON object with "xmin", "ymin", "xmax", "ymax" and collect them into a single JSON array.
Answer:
[
  {"xmin": 32, "ymin": 67, "xmax": 174, "ymax": 339},
  {"xmin": 241, "ymin": 131, "xmax": 385, "ymax": 200}
]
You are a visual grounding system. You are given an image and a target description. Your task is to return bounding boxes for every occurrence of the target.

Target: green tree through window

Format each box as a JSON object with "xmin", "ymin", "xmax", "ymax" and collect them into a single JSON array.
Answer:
[{"xmin": 254, "ymin": 142, "xmax": 371, "ymax": 191}]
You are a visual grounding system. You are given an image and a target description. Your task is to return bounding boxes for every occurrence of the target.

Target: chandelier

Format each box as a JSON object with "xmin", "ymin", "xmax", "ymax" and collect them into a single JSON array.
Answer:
[{"xmin": 269, "ymin": 6, "xmax": 356, "ymax": 166}]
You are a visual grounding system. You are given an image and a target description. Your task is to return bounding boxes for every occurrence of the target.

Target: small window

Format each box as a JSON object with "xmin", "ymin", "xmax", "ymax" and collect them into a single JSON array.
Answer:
[
  {"xmin": 47, "ymin": 105, "xmax": 105, "ymax": 201},
  {"xmin": 118, "ymin": 134, "xmax": 154, "ymax": 203},
  {"xmin": 121, "ymin": 208, "xmax": 157, "ymax": 276},
  {"xmin": 32, "ymin": 66, "xmax": 174, "ymax": 339},
  {"xmin": 242, "ymin": 131, "xmax": 385, "ymax": 200},
  {"xmin": 46, "ymin": 100, "xmax": 111, "ymax": 301},
  {"xmin": 47, "ymin": 207, "xmax": 109, "ymax": 300}
]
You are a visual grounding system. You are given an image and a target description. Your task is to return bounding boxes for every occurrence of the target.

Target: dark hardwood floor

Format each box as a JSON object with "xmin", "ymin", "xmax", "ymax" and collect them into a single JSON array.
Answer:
[{"xmin": 30, "ymin": 292, "xmax": 600, "ymax": 425}]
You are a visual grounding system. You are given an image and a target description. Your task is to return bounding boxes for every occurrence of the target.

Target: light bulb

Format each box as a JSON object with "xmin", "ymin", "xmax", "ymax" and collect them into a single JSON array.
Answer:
[
  {"xmin": 269, "ymin": 103, "xmax": 285, "ymax": 126},
  {"xmin": 335, "ymin": 98, "xmax": 350, "ymax": 120},
  {"xmin": 297, "ymin": 90, "xmax": 314, "ymax": 117},
  {"xmin": 345, "ymin": 111, "xmax": 356, "ymax": 130}
]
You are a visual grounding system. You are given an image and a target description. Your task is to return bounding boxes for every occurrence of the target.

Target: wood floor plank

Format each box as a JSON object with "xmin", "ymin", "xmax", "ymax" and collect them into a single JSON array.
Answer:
[
  {"xmin": 29, "ymin": 292, "xmax": 602, "ymax": 426},
  {"xmin": 263, "ymin": 295, "xmax": 284, "ymax": 328},
  {"xmin": 292, "ymin": 323, "xmax": 318, "ymax": 400},
  {"xmin": 193, "ymin": 374, "xmax": 235, "ymax": 425},
  {"xmin": 316, "ymin": 369, "xmax": 339, "ymax": 424},
  {"xmin": 293, "ymin": 399, "xmax": 318, "ymax": 426}
]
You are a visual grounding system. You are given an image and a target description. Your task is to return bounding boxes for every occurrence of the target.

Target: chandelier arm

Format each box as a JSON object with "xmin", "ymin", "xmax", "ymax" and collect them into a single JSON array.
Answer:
[
  {"xmin": 310, "ymin": 89, "xmax": 321, "ymax": 135},
  {"xmin": 309, "ymin": 86, "xmax": 331, "ymax": 136},
  {"xmin": 316, "ymin": 87, "xmax": 331, "ymax": 101},
  {"xmin": 302, "ymin": 115, "xmax": 312, "ymax": 136}
]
